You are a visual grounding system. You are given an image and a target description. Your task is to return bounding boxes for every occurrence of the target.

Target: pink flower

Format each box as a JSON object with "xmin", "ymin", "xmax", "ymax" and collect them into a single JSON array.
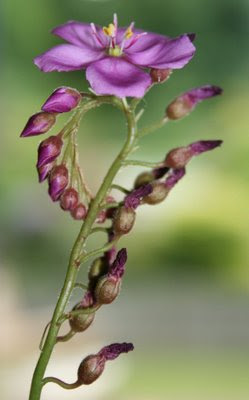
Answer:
[{"xmin": 34, "ymin": 14, "xmax": 196, "ymax": 98}]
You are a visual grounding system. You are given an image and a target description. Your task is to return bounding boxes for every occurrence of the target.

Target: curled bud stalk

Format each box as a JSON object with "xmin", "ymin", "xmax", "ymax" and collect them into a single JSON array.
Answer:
[
  {"xmin": 48, "ymin": 165, "xmax": 69, "ymax": 201},
  {"xmin": 165, "ymin": 140, "xmax": 223, "ymax": 169},
  {"xmin": 125, "ymin": 184, "xmax": 153, "ymax": 210},
  {"xmin": 42, "ymin": 87, "xmax": 82, "ymax": 113},
  {"xmin": 95, "ymin": 248, "xmax": 127, "ymax": 305},
  {"xmin": 143, "ymin": 181, "xmax": 169, "ymax": 205},
  {"xmin": 37, "ymin": 135, "xmax": 63, "ymax": 168},
  {"xmin": 60, "ymin": 188, "xmax": 79, "ymax": 211},
  {"xmin": 77, "ymin": 342, "xmax": 134, "ymax": 385},
  {"xmin": 69, "ymin": 292, "xmax": 95, "ymax": 333},
  {"xmin": 166, "ymin": 85, "xmax": 223, "ymax": 120},
  {"xmin": 20, "ymin": 112, "xmax": 56, "ymax": 137},
  {"xmin": 113, "ymin": 206, "xmax": 136, "ymax": 235},
  {"xmin": 150, "ymin": 68, "xmax": 172, "ymax": 83},
  {"xmin": 71, "ymin": 203, "xmax": 87, "ymax": 220}
]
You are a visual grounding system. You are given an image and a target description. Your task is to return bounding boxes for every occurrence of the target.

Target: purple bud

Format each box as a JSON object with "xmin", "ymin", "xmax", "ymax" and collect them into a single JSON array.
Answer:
[
  {"xmin": 48, "ymin": 165, "xmax": 68, "ymax": 201},
  {"xmin": 80, "ymin": 291, "xmax": 95, "ymax": 309},
  {"xmin": 71, "ymin": 203, "xmax": 87, "ymax": 220},
  {"xmin": 42, "ymin": 87, "xmax": 81, "ymax": 113},
  {"xmin": 37, "ymin": 162, "xmax": 54, "ymax": 182},
  {"xmin": 150, "ymin": 68, "xmax": 172, "ymax": 83},
  {"xmin": 77, "ymin": 342, "xmax": 133, "ymax": 385},
  {"xmin": 189, "ymin": 140, "xmax": 223, "ymax": 155},
  {"xmin": 124, "ymin": 184, "xmax": 153, "ymax": 210},
  {"xmin": 109, "ymin": 248, "xmax": 127, "ymax": 280},
  {"xmin": 98, "ymin": 342, "xmax": 134, "ymax": 361},
  {"xmin": 166, "ymin": 85, "xmax": 223, "ymax": 120},
  {"xmin": 165, "ymin": 168, "xmax": 186, "ymax": 188},
  {"xmin": 20, "ymin": 112, "xmax": 56, "ymax": 137},
  {"xmin": 37, "ymin": 135, "xmax": 63, "ymax": 168},
  {"xmin": 60, "ymin": 188, "xmax": 79, "ymax": 211}
]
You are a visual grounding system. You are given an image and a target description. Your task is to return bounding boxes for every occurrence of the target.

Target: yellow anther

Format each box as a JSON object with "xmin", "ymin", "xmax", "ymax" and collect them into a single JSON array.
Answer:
[
  {"xmin": 125, "ymin": 27, "xmax": 134, "ymax": 39},
  {"xmin": 103, "ymin": 23, "xmax": 115, "ymax": 37}
]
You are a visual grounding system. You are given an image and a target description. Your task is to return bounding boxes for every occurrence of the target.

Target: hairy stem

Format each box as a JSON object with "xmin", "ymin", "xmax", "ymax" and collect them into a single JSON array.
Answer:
[{"xmin": 28, "ymin": 98, "xmax": 137, "ymax": 400}]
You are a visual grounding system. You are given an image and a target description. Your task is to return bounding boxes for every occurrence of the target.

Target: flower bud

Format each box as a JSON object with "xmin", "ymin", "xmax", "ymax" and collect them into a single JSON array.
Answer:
[
  {"xmin": 48, "ymin": 165, "xmax": 68, "ymax": 201},
  {"xmin": 42, "ymin": 87, "xmax": 82, "ymax": 113},
  {"xmin": 69, "ymin": 303, "xmax": 95, "ymax": 333},
  {"xmin": 125, "ymin": 184, "xmax": 153, "ymax": 210},
  {"xmin": 77, "ymin": 342, "xmax": 134, "ymax": 385},
  {"xmin": 20, "ymin": 112, "xmax": 56, "ymax": 137},
  {"xmin": 71, "ymin": 203, "xmax": 87, "ymax": 220},
  {"xmin": 37, "ymin": 135, "xmax": 63, "ymax": 168},
  {"xmin": 134, "ymin": 171, "xmax": 154, "ymax": 188},
  {"xmin": 165, "ymin": 168, "xmax": 186, "ymax": 188},
  {"xmin": 37, "ymin": 162, "xmax": 54, "ymax": 182},
  {"xmin": 95, "ymin": 248, "xmax": 127, "ymax": 305},
  {"xmin": 166, "ymin": 85, "xmax": 223, "ymax": 120},
  {"xmin": 143, "ymin": 182, "xmax": 169, "ymax": 205},
  {"xmin": 150, "ymin": 68, "xmax": 172, "ymax": 83},
  {"xmin": 60, "ymin": 188, "xmax": 79, "ymax": 211},
  {"xmin": 165, "ymin": 146, "xmax": 193, "ymax": 169},
  {"xmin": 113, "ymin": 206, "xmax": 136, "ymax": 235}
]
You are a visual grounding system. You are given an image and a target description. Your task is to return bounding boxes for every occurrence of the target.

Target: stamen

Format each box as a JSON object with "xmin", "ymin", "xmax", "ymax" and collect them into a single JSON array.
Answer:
[
  {"xmin": 125, "ymin": 32, "xmax": 148, "ymax": 50},
  {"xmin": 113, "ymin": 13, "xmax": 118, "ymax": 31},
  {"xmin": 103, "ymin": 23, "xmax": 116, "ymax": 38},
  {"xmin": 90, "ymin": 23, "xmax": 105, "ymax": 47},
  {"xmin": 120, "ymin": 22, "xmax": 135, "ymax": 51}
]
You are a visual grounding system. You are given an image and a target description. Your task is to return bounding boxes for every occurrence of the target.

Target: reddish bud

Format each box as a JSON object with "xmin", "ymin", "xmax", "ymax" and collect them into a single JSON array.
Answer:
[
  {"xmin": 37, "ymin": 135, "xmax": 63, "ymax": 168},
  {"xmin": 60, "ymin": 188, "xmax": 79, "ymax": 211},
  {"xmin": 113, "ymin": 206, "xmax": 136, "ymax": 235},
  {"xmin": 42, "ymin": 86, "xmax": 81, "ymax": 113},
  {"xmin": 20, "ymin": 112, "xmax": 56, "ymax": 137},
  {"xmin": 165, "ymin": 146, "xmax": 193, "ymax": 169},
  {"xmin": 48, "ymin": 165, "xmax": 68, "ymax": 201},
  {"xmin": 150, "ymin": 68, "xmax": 172, "ymax": 83},
  {"xmin": 71, "ymin": 203, "xmax": 87, "ymax": 220},
  {"xmin": 143, "ymin": 182, "xmax": 169, "ymax": 205},
  {"xmin": 37, "ymin": 162, "xmax": 54, "ymax": 182}
]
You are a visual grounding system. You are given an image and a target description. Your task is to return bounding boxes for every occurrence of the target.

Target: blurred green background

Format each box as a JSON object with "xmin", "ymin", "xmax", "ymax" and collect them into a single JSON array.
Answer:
[{"xmin": 1, "ymin": 0, "xmax": 249, "ymax": 399}]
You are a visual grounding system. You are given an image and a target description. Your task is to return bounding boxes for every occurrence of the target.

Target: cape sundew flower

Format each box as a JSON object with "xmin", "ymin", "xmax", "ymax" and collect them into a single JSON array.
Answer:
[{"xmin": 34, "ymin": 14, "xmax": 196, "ymax": 98}]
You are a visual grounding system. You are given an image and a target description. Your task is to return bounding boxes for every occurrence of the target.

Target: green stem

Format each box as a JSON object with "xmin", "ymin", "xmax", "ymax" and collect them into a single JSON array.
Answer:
[
  {"xmin": 122, "ymin": 160, "xmax": 163, "ymax": 168},
  {"xmin": 56, "ymin": 329, "xmax": 76, "ymax": 343},
  {"xmin": 28, "ymin": 98, "xmax": 137, "ymax": 400},
  {"xmin": 137, "ymin": 116, "xmax": 168, "ymax": 138},
  {"xmin": 43, "ymin": 377, "xmax": 80, "ymax": 390},
  {"xmin": 111, "ymin": 183, "xmax": 130, "ymax": 194}
]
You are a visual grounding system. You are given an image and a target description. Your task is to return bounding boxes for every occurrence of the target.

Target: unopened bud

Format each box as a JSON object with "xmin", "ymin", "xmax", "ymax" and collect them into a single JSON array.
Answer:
[
  {"xmin": 77, "ymin": 342, "xmax": 134, "ymax": 385},
  {"xmin": 37, "ymin": 162, "xmax": 54, "ymax": 182},
  {"xmin": 69, "ymin": 303, "xmax": 95, "ymax": 333},
  {"xmin": 48, "ymin": 165, "xmax": 68, "ymax": 201},
  {"xmin": 125, "ymin": 184, "xmax": 153, "ymax": 210},
  {"xmin": 37, "ymin": 135, "xmax": 63, "ymax": 168},
  {"xmin": 60, "ymin": 188, "xmax": 79, "ymax": 211},
  {"xmin": 42, "ymin": 87, "xmax": 81, "ymax": 113},
  {"xmin": 113, "ymin": 206, "xmax": 136, "ymax": 235},
  {"xmin": 71, "ymin": 203, "xmax": 87, "ymax": 220},
  {"xmin": 143, "ymin": 182, "xmax": 169, "ymax": 205},
  {"xmin": 134, "ymin": 171, "xmax": 154, "ymax": 188},
  {"xmin": 150, "ymin": 68, "xmax": 172, "ymax": 83},
  {"xmin": 165, "ymin": 146, "xmax": 193, "ymax": 169},
  {"xmin": 20, "ymin": 112, "xmax": 56, "ymax": 137},
  {"xmin": 166, "ymin": 85, "xmax": 223, "ymax": 120}
]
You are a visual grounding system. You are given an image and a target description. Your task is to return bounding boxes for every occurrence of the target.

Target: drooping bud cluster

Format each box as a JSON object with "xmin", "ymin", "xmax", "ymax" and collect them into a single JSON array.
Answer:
[
  {"xmin": 77, "ymin": 342, "xmax": 134, "ymax": 385},
  {"xmin": 166, "ymin": 85, "xmax": 223, "ymax": 120}
]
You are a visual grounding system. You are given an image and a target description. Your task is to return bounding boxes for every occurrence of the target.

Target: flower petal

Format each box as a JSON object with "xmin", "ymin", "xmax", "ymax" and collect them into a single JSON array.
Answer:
[
  {"xmin": 52, "ymin": 20, "xmax": 107, "ymax": 50},
  {"xmin": 126, "ymin": 34, "xmax": 196, "ymax": 69},
  {"xmin": 86, "ymin": 57, "xmax": 152, "ymax": 98},
  {"xmin": 34, "ymin": 44, "xmax": 104, "ymax": 72}
]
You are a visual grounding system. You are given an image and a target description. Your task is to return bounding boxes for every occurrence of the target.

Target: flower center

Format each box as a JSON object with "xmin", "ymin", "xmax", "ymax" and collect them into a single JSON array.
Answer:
[{"xmin": 108, "ymin": 45, "xmax": 122, "ymax": 57}]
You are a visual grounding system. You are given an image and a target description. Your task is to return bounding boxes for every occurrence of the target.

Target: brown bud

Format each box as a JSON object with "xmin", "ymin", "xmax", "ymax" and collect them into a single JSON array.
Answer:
[
  {"xmin": 143, "ymin": 182, "xmax": 169, "ymax": 205},
  {"xmin": 77, "ymin": 354, "xmax": 105, "ymax": 385},
  {"xmin": 134, "ymin": 171, "xmax": 154, "ymax": 188},
  {"xmin": 71, "ymin": 203, "xmax": 87, "ymax": 220},
  {"xmin": 165, "ymin": 147, "xmax": 193, "ymax": 169},
  {"xmin": 113, "ymin": 206, "xmax": 136, "ymax": 235},
  {"xmin": 166, "ymin": 96, "xmax": 193, "ymax": 120},
  {"xmin": 69, "ymin": 304, "xmax": 95, "ymax": 333},
  {"xmin": 60, "ymin": 188, "xmax": 79, "ymax": 211},
  {"xmin": 150, "ymin": 68, "xmax": 172, "ymax": 83},
  {"xmin": 95, "ymin": 276, "xmax": 121, "ymax": 305}
]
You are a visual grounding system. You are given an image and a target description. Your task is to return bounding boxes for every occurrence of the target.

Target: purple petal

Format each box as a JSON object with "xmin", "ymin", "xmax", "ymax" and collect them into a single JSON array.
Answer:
[
  {"xmin": 186, "ymin": 85, "xmax": 223, "ymax": 106},
  {"xmin": 165, "ymin": 168, "xmax": 186, "ymax": 188},
  {"xmin": 126, "ymin": 34, "xmax": 195, "ymax": 69},
  {"xmin": 20, "ymin": 112, "xmax": 56, "ymax": 137},
  {"xmin": 125, "ymin": 184, "xmax": 153, "ymax": 209},
  {"xmin": 99, "ymin": 342, "xmax": 134, "ymax": 361},
  {"xmin": 190, "ymin": 140, "xmax": 223, "ymax": 155},
  {"xmin": 86, "ymin": 57, "xmax": 152, "ymax": 98},
  {"xmin": 34, "ymin": 44, "xmax": 104, "ymax": 72},
  {"xmin": 42, "ymin": 87, "xmax": 81, "ymax": 113},
  {"xmin": 109, "ymin": 248, "xmax": 127, "ymax": 280},
  {"xmin": 52, "ymin": 21, "xmax": 107, "ymax": 50}
]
